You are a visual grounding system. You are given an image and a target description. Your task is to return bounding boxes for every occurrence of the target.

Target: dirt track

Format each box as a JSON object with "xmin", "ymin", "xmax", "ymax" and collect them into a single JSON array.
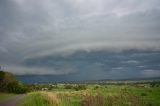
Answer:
[{"xmin": 0, "ymin": 94, "xmax": 25, "ymax": 106}]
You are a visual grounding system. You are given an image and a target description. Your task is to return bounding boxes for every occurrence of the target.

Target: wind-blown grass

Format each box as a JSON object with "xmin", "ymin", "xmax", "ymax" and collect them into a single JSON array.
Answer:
[
  {"xmin": 17, "ymin": 92, "xmax": 54, "ymax": 106},
  {"xmin": 18, "ymin": 85, "xmax": 160, "ymax": 106}
]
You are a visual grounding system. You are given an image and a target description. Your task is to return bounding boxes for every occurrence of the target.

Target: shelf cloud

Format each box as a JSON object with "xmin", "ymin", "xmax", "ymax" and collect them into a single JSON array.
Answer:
[{"xmin": 0, "ymin": 0, "xmax": 160, "ymax": 81}]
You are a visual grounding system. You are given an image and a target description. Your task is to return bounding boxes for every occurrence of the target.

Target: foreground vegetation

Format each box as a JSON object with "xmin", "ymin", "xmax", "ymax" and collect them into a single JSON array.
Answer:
[
  {"xmin": 0, "ymin": 71, "xmax": 28, "ymax": 94},
  {"xmin": 0, "ymin": 92, "xmax": 15, "ymax": 100},
  {"xmin": 0, "ymin": 71, "xmax": 160, "ymax": 105},
  {"xmin": 18, "ymin": 84, "xmax": 160, "ymax": 106}
]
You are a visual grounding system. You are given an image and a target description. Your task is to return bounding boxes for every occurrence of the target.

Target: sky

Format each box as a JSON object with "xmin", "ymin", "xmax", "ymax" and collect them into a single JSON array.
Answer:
[{"xmin": 0, "ymin": 0, "xmax": 160, "ymax": 82}]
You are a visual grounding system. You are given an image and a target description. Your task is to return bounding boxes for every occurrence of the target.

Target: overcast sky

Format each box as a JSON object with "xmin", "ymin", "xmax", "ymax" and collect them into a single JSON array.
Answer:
[{"xmin": 0, "ymin": 0, "xmax": 160, "ymax": 81}]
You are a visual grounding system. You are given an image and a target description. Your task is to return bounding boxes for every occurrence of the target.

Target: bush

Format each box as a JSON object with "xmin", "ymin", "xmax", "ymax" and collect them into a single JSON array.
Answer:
[
  {"xmin": 141, "ymin": 93, "xmax": 147, "ymax": 96},
  {"xmin": 64, "ymin": 84, "xmax": 73, "ymax": 89},
  {"xmin": 74, "ymin": 84, "xmax": 86, "ymax": 91},
  {"xmin": 0, "ymin": 71, "xmax": 28, "ymax": 93},
  {"xmin": 94, "ymin": 85, "xmax": 100, "ymax": 90}
]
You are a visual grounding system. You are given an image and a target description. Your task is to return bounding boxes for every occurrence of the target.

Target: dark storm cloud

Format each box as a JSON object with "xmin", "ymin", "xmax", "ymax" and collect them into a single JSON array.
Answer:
[
  {"xmin": 18, "ymin": 50, "xmax": 160, "ymax": 79},
  {"xmin": 16, "ymin": 50, "xmax": 160, "ymax": 82},
  {"xmin": 0, "ymin": 0, "xmax": 160, "ymax": 79}
]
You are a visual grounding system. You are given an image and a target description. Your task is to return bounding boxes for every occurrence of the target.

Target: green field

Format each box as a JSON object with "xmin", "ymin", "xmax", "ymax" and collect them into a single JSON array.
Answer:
[
  {"xmin": 17, "ymin": 83, "xmax": 160, "ymax": 106},
  {"xmin": 1, "ymin": 70, "xmax": 159, "ymax": 105}
]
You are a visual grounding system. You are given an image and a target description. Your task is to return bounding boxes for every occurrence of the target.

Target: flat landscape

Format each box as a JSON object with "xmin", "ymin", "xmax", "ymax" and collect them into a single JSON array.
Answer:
[
  {"xmin": 1, "ymin": 80, "xmax": 160, "ymax": 106},
  {"xmin": 18, "ymin": 82, "xmax": 160, "ymax": 106},
  {"xmin": 1, "ymin": 0, "xmax": 160, "ymax": 106}
]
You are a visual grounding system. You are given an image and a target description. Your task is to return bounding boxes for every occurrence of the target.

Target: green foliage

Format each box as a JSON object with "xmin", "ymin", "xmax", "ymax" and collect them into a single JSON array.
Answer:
[
  {"xmin": 27, "ymin": 83, "xmax": 57, "ymax": 91},
  {"xmin": 150, "ymin": 81, "xmax": 160, "ymax": 87},
  {"xmin": 17, "ymin": 92, "xmax": 52, "ymax": 106},
  {"xmin": 64, "ymin": 84, "xmax": 87, "ymax": 91},
  {"xmin": 64, "ymin": 84, "xmax": 73, "ymax": 89},
  {"xmin": 74, "ymin": 84, "xmax": 87, "ymax": 91},
  {"xmin": 0, "ymin": 71, "xmax": 28, "ymax": 93},
  {"xmin": 17, "ymin": 84, "xmax": 160, "ymax": 106},
  {"xmin": 93, "ymin": 85, "xmax": 100, "ymax": 90},
  {"xmin": 0, "ymin": 92, "xmax": 15, "ymax": 100},
  {"xmin": 141, "ymin": 92, "xmax": 147, "ymax": 96}
]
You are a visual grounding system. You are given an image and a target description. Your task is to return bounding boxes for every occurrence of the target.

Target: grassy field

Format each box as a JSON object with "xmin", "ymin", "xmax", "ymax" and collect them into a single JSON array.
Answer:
[
  {"xmin": 0, "ymin": 92, "xmax": 16, "ymax": 101},
  {"xmin": 17, "ymin": 84, "xmax": 160, "ymax": 106}
]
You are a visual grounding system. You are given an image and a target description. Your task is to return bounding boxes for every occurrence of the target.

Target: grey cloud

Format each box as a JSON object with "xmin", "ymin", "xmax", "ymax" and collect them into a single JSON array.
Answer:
[
  {"xmin": 0, "ymin": 0, "xmax": 160, "ymax": 78},
  {"xmin": 14, "ymin": 49, "xmax": 160, "ymax": 82},
  {"xmin": 3, "ymin": 64, "xmax": 77, "ymax": 75},
  {"xmin": 142, "ymin": 69, "xmax": 160, "ymax": 77}
]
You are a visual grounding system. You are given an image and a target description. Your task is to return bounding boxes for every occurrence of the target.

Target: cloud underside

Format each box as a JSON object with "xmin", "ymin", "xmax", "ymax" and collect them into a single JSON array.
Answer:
[
  {"xmin": 3, "ymin": 50, "xmax": 160, "ymax": 80},
  {"xmin": 0, "ymin": 0, "xmax": 160, "ymax": 79}
]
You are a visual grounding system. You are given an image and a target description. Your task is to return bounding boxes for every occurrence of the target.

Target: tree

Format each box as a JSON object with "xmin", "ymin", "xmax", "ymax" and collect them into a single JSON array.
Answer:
[{"xmin": 0, "ymin": 71, "xmax": 28, "ymax": 93}]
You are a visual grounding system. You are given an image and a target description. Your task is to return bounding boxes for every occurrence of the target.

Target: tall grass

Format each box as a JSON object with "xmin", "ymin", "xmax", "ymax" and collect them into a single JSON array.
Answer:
[
  {"xmin": 17, "ymin": 92, "xmax": 55, "ymax": 106},
  {"xmin": 18, "ymin": 85, "xmax": 159, "ymax": 106},
  {"xmin": 80, "ymin": 93, "xmax": 149, "ymax": 106},
  {"xmin": 18, "ymin": 92, "xmax": 80, "ymax": 106}
]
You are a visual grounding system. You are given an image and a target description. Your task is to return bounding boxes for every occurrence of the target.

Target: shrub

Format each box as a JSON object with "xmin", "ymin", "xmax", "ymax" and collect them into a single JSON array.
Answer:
[
  {"xmin": 141, "ymin": 93, "xmax": 147, "ymax": 96},
  {"xmin": 93, "ymin": 85, "xmax": 100, "ymax": 90},
  {"xmin": 74, "ymin": 84, "xmax": 87, "ymax": 91},
  {"xmin": 0, "ymin": 71, "xmax": 28, "ymax": 93},
  {"xmin": 64, "ymin": 84, "xmax": 73, "ymax": 89}
]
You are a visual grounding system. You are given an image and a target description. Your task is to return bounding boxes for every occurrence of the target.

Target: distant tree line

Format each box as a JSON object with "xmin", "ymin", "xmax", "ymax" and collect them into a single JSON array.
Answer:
[{"xmin": 64, "ymin": 84, "xmax": 87, "ymax": 91}]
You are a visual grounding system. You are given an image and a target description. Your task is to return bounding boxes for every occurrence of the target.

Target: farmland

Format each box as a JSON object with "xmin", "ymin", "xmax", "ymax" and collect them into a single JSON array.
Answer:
[
  {"xmin": 0, "ymin": 70, "xmax": 160, "ymax": 106},
  {"xmin": 17, "ymin": 80, "xmax": 160, "ymax": 106}
]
